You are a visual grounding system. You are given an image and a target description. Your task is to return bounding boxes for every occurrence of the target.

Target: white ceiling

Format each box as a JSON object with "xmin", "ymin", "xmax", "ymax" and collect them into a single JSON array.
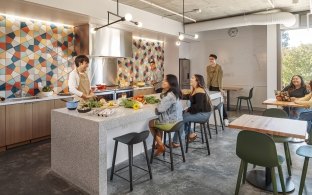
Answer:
[{"xmin": 114, "ymin": 0, "xmax": 310, "ymax": 23}]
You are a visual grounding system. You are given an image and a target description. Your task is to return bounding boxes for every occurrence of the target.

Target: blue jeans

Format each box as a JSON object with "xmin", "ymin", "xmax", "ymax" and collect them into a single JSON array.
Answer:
[
  {"xmin": 183, "ymin": 112, "xmax": 211, "ymax": 136},
  {"xmin": 289, "ymin": 108, "xmax": 311, "ymax": 119}
]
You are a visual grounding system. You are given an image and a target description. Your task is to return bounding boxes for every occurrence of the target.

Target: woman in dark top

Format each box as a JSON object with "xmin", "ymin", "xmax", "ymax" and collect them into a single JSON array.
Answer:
[
  {"xmin": 282, "ymin": 75, "xmax": 309, "ymax": 118},
  {"xmin": 282, "ymin": 75, "xmax": 308, "ymax": 98},
  {"xmin": 183, "ymin": 74, "xmax": 212, "ymax": 141}
]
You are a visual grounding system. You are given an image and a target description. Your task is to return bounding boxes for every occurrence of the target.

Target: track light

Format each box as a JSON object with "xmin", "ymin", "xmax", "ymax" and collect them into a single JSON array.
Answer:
[
  {"xmin": 176, "ymin": 41, "xmax": 181, "ymax": 46},
  {"xmin": 178, "ymin": 34, "xmax": 185, "ymax": 40},
  {"xmin": 137, "ymin": 22, "xmax": 143, "ymax": 28},
  {"xmin": 124, "ymin": 13, "xmax": 133, "ymax": 21},
  {"xmin": 194, "ymin": 34, "xmax": 199, "ymax": 39}
]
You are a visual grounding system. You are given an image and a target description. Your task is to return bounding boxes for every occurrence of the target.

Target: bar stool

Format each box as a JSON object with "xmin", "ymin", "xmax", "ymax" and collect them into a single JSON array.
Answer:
[
  {"xmin": 110, "ymin": 130, "xmax": 152, "ymax": 192},
  {"xmin": 212, "ymin": 103, "xmax": 225, "ymax": 133},
  {"xmin": 150, "ymin": 121, "xmax": 185, "ymax": 171},
  {"xmin": 186, "ymin": 112, "xmax": 212, "ymax": 155}
]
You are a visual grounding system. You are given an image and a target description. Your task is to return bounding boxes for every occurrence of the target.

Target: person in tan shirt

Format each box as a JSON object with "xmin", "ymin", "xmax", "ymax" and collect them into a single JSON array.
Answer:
[{"xmin": 206, "ymin": 54, "xmax": 229, "ymax": 126}]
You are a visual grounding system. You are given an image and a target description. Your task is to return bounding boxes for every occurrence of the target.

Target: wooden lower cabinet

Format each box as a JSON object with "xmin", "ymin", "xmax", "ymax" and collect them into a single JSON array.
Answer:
[
  {"xmin": 0, "ymin": 106, "xmax": 5, "ymax": 148},
  {"xmin": 5, "ymin": 103, "xmax": 32, "ymax": 145},
  {"xmin": 54, "ymin": 98, "xmax": 70, "ymax": 109},
  {"xmin": 32, "ymin": 100, "xmax": 55, "ymax": 139}
]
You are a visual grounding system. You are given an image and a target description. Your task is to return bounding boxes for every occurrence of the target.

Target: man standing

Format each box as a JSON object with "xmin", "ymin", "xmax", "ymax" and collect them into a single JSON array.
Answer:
[
  {"xmin": 206, "ymin": 54, "xmax": 229, "ymax": 126},
  {"xmin": 150, "ymin": 59, "xmax": 163, "ymax": 93},
  {"xmin": 68, "ymin": 55, "xmax": 95, "ymax": 101}
]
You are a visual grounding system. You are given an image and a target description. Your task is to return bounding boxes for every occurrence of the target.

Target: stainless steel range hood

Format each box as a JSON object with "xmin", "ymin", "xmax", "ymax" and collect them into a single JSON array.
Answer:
[{"xmin": 74, "ymin": 24, "xmax": 133, "ymax": 58}]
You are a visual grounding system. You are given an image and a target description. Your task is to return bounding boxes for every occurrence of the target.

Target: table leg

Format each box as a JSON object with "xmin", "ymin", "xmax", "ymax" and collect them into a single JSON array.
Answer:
[
  {"xmin": 246, "ymin": 168, "xmax": 295, "ymax": 193},
  {"xmin": 227, "ymin": 90, "xmax": 230, "ymax": 111}
]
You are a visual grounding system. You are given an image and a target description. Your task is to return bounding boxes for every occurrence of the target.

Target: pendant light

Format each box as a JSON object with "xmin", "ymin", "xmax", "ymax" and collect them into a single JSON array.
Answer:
[
  {"xmin": 176, "ymin": 0, "xmax": 199, "ymax": 46},
  {"xmin": 94, "ymin": 0, "xmax": 142, "ymax": 31}
]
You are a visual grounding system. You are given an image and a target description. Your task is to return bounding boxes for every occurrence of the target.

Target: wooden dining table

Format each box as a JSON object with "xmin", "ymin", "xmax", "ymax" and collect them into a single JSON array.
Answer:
[
  {"xmin": 229, "ymin": 114, "xmax": 307, "ymax": 193},
  {"xmin": 263, "ymin": 99, "xmax": 308, "ymax": 108},
  {"xmin": 223, "ymin": 86, "xmax": 243, "ymax": 111}
]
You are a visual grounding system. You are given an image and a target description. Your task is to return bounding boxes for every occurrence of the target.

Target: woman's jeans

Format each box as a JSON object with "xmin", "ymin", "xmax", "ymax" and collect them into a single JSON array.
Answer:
[
  {"xmin": 183, "ymin": 112, "xmax": 211, "ymax": 136},
  {"xmin": 288, "ymin": 107, "xmax": 311, "ymax": 119}
]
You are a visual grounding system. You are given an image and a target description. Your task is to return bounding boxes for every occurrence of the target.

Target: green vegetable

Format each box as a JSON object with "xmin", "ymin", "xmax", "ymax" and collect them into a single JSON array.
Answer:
[
  {"xmin": 42, "ymin": 86, "xmax": 53, "ymax": 92},
  {"xmin": 121, "ymin": 99, "xmax": 136, "ymax": 108},
  {"xmin": 85, "ymin": 99, "xmax": 103, "ymax": 108},
  {"xmin": 144, "ymin": 96, "xmax": 160, "ymax": 104}
]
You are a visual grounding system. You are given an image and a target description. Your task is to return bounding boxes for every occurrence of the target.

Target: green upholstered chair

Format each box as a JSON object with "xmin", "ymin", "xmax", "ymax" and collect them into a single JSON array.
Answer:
[
  {"xmin": 296, "ymin": 111, "xmax": 312, "ymax": 195},
  {"xmin": 236, "ymin": 87, "xmax": 254, "ymax": 113},
  {"xmin": 262, "ymin": 108, "xmax": 292, "ymax": 177},
  {"xmin": 235, "ymin": 131, "xmax": 286, "ymax": 195}
]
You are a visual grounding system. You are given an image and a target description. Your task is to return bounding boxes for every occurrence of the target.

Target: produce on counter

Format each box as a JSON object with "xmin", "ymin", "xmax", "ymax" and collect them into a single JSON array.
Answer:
[
  {"xmin": 97, "ymin": 108, "xmax": 115, "ymax": 117},
  {"xmin": 144, "ymin": 96, "xmax": 160, "ymax": 104},
  {"xmin": 120, "ymin": 99, "xmax": 143, "ymax": 109},
  {"xmin": 133, "ymin": 95, "xmax": 146, "ymax": 104},
  {"xmin": 42, "ymin": 86, "xmax": 53, "ymax": 92}
]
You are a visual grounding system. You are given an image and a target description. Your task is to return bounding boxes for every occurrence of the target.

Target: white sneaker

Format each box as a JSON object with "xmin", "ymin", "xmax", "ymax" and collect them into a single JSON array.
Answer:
[{"xmin": 224, "ymin": 119, "xmax": 229, "ymax": 127}]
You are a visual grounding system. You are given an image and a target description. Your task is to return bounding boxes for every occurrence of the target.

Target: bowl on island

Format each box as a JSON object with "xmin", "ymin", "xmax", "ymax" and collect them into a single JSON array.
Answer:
[{"xmin": 41, "ymin": 91, "xmax": 54, "ymax": 97}]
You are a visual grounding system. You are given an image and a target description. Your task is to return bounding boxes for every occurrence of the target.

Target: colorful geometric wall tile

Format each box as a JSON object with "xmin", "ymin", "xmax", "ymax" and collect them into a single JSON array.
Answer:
[
  {"xmin": 117, "ymin": 39, "xmax": 164, "ymax": 83},
  {"xmin": 0, "ymin": 15, "xmax": 75, "ymax": 98}
]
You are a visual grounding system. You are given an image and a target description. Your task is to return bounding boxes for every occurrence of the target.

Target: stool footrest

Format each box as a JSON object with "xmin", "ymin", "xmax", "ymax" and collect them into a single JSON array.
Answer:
[{"xmin": 114, "ymin": 172, "xmax": 150, "ymax": 183}]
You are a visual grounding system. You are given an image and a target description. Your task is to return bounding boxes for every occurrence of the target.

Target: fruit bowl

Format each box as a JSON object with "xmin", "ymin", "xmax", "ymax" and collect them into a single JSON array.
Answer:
[{"xmin": 41, "ymin": 91, "xmax": 54, "ymax": 97}]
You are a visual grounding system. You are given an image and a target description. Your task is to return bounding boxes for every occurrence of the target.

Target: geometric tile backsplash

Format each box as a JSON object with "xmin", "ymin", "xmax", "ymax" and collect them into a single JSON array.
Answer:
[
  {"xmin": 117, "ymin": 39, "xmax": 164, "ymax": 83},
  {"xmin": 0, "ymin": 15, "xmax": 75, "ymax": 98}
]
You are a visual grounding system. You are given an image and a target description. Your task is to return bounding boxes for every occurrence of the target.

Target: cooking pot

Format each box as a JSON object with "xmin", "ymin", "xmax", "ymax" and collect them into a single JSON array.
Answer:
[
  {"xmin": 96, "ymin": 84, "xmax": 106, "ymax": 90},
  {"xmin": 65, "ymin": 100, "xmax": 79, "ymax": 110}
]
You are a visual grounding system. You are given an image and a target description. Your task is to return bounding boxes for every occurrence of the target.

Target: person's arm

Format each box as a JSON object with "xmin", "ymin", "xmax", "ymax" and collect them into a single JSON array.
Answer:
[
  {"xmin": 294, "ymin": 93, "xmax": 312, "ymax": 107},
  {"xmin": 156, "ymin": 92, "xmax": 175, "ymax": 113},
  {"xmin": 218, "ymin": 65, "xmax": 223, "ymax": 90},
  {"xmin": 206, "ymin": 66, "xmax": 211, "ymax": 88},
  {"xmin": 281, "ymin": 85, "xmax": 290, "ymax": 92},
  {"xmin": 68, "ymin": 71, "xmax": 83, "ymax": 97}
]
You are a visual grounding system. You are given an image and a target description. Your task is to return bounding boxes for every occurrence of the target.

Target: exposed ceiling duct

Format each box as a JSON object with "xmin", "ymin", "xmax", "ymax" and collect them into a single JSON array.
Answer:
[{"xmin": 185, "ymin": 12, "xmax": 296, "ymax": 33}]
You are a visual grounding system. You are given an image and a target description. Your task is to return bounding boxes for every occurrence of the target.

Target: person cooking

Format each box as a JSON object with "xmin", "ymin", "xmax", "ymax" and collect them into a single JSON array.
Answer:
[
  {"xmin": 68, "ymin": 55, "xmax": 95, "ymax": 101},
  {"xmin": 150, "ymin": 59, "xmax": 163, "ymax": 93},
  {"xmin": 206, "ymin": 54, "xmax": 229, "ymax": 126}
]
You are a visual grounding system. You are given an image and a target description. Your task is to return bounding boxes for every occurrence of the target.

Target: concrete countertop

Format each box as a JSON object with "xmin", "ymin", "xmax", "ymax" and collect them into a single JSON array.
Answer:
[{"xmin": 0, "ymin": 94, "xmax": 74, "ymax": 106}]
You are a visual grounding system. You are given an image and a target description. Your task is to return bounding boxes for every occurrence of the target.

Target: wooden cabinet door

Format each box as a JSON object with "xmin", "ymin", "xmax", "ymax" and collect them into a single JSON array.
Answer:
[
  {"xmin": 32, "ymin": 100, "xmax": 55, "ymax": 139},
  {"xmin": 0, "ymin": 106, "xmax": 5, "ymax": 147},
  {"xmin": 6, "ymin": 103, "xmax": 32, "ymax": 145},
  {"xmin": 54, "ymin": 98, "xmax": 71, "ymax": 109}
]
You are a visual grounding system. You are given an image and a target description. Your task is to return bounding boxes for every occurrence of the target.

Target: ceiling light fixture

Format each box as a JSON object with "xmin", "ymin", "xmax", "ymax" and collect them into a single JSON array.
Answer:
[
  {"xmin": 163, "ymin": 8, "xmax": 202, "ymax": 18},
  {"xmin": 266, "ymin": 0, "xmax": 275, "ymax": 9},
  {"xmin": 139, "ymin": 0, "xmax": 197, "ymax": 23},
  {"xmin": 94, "ymin": 0, "xmax": 142, "ymax": 31},
  {"xmin": 176, "ymin": 0, "xmax": 199, "ymax": 46},
  {"xmin": 175, "ymin": 41, "xmax": 181, "ymax": 46},
  {"xmin": 0, "ymin": 13, "xmax": 73, "ymax": 27}
]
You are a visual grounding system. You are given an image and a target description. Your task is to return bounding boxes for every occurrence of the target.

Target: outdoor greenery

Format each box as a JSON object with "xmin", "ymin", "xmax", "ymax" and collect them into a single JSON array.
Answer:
[{"xmin": 281, "ymin": 31, "xmax": 312, "ymax": 87}]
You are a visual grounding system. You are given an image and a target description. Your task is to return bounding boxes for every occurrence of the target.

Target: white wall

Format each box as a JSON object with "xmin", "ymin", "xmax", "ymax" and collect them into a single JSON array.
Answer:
[
  {"xmin": 189, "ymin": 26, "xmax": 267, "ymax": 108},
  {"xmin": 267, "ymin": 25, "xmax": 278, "ymax": 99},
  {"xmin": 25, "ymin": 0, "xmax": 182, "ymax": 36},
  {"xmin": 179, "ymin": 42, "xmax": 190, "ymax": 59},
  {"xmin": 164, "ymin": 38, "xmax": 180, "ymax": 80}
]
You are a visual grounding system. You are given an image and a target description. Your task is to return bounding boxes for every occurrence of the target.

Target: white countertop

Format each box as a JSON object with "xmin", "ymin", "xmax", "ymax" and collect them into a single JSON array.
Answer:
[
  {"xmin": 133, "ymin": 86, "xmax": 154, "ymax": 90},
  {"xmin": 0, "ymin": 94, "xmax": 74, "ymax": 106}
]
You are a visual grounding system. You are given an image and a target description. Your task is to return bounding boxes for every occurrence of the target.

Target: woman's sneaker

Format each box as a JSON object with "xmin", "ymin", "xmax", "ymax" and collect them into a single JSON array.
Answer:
[{"xmin": 224, "ymin": 119, "xmax": 229, "ymax": 127}]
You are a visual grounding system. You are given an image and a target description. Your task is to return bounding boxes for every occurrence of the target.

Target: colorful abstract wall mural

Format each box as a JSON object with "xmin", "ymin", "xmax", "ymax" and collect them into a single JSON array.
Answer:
[
  {"xmin": 117, "ymin": 39, "xmax": 164, "ymax": 82},
  {"xmin": 0, "ymin": 15, "xmax": 75, "ymax": 98}
]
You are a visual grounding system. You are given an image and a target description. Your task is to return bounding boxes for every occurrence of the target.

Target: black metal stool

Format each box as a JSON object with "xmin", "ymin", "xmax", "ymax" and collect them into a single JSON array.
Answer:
[
  {"xmin": 186, "ymin": 112, "xmax": 212, "ymax": 155},
  {"xmin": 212, "ymin": 103, "xmax": 225, "ymax": 134},
  {"xmin": 110, "ymin": 131, "xmax": 152, "ymax": 191},
  {"xmin": 150, "ymin": 121, "xmax": 185, "ymax": 171}
]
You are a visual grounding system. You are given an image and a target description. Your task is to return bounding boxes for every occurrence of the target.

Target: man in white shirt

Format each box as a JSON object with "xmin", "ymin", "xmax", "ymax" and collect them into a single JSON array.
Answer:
[
  {"xmin": 68, "ymin": 55, "xmax": 95, "ymax": 100},
  {"xmin": 150, "ymin": 59, "xmax": 163, "ymax": 93}
]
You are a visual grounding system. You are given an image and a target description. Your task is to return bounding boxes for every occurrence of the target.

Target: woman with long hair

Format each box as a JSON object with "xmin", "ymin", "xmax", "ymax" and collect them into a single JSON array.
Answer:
[
  {"xmin": 183, "ymin": 74, "xmax": 212, "ymax": 141},
  {"xmin": 149, "ymin": 74, "xmax": 183, "ymax": 156},
  {"xmin": 282, "ymin": 75, "xmax": 309, "ymax": 118}
]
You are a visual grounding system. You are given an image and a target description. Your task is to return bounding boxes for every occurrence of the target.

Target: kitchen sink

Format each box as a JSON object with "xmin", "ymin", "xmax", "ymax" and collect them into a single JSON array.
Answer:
[{"xmin": 6, "ymin": 96, "xmax": 40, "ymax": 102}]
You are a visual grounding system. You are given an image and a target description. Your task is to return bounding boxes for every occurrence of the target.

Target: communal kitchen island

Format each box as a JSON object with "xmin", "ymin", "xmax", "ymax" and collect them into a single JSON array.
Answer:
[{"xmin": 51, "ymin": 92, "xmax": 223, "ymax": 195}]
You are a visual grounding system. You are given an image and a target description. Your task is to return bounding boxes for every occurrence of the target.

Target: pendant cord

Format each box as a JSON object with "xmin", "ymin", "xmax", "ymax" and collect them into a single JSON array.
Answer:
[{"xmin": 183, "ymin": 0, "xmax": 185, "ymax": 33}]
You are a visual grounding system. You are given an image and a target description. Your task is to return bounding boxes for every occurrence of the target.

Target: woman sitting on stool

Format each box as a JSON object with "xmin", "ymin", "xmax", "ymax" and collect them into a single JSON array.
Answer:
[
  {"xmin": 149, "ymin": 74, "xmax": 183, "ymax": 156},
  {"xmin": 183, "ymin": 74, "xmax": 212, "ymax": 141}
]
